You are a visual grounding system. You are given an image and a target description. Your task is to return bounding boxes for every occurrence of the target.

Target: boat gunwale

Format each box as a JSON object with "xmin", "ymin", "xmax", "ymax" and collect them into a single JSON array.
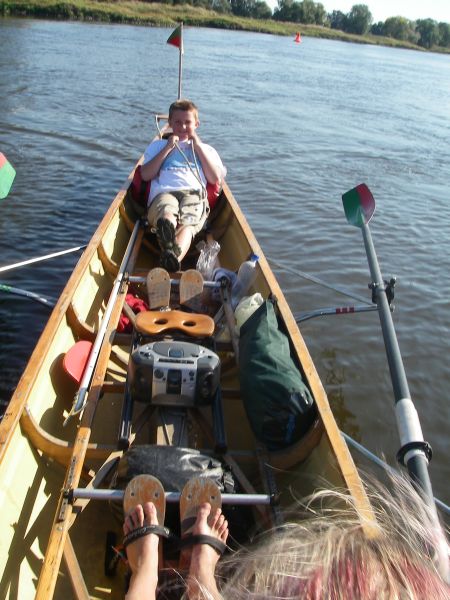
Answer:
[
  {"xmin": 0, "ymin": 166, "xmax": 136, "ymax": 464},
  {"xmin": 35, "ymin": 220, "xmax": 146, "ymax": 599}
]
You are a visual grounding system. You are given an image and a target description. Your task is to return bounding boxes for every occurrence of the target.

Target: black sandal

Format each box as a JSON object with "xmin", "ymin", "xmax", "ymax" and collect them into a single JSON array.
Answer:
[
  {"xmin": 123, "ymin": 524, "xmax": 171, "ymax": 548},
  {"xmin": 178, "ymin": 533, "xmax": 227, "ymax": 555}
]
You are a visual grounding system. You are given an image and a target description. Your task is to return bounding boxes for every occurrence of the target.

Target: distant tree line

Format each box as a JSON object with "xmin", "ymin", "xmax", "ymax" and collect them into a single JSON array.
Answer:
[
  {"xmin": 150, "ymin": 0, "xmax": 450, "ymax": 49},
  {"xmin": 329, "ymin": 5, "xmax": 450, "ymax": 49}
]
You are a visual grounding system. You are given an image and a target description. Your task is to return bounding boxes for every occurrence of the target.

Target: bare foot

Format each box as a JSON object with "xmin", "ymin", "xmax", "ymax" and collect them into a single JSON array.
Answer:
[
  {"xmin": 123, "ymin": 501, "xmax": 160, "ymax": 600},
  {"xmin": 187, "ymin": 502, "xmax": 229, "ymax": 600}
]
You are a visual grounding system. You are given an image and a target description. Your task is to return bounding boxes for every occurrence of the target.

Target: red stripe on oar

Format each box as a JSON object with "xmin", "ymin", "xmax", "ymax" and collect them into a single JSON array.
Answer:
[
  {"xmin": 63, "ymin": 340, "xmax": 93, "ymax": 385},
  {"xmin": 0, "ymin": 153, "xmax": 7, "ymax": 169},
  {"xmin": 355, "ymin": 183, "xmax": 374, "ymax": 214}
]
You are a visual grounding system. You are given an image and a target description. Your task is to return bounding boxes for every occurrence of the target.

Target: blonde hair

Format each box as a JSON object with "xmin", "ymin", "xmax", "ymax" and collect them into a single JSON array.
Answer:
[
  {"xmin": 168, "ymin": 99, "xmax": 199, "ymax": 121},
  {"xmin": 216, "ymin": 475, "xmax": 449, "ymax": 599}
]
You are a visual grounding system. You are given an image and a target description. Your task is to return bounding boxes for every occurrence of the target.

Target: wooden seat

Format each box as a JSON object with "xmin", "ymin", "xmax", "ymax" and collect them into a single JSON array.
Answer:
[{"xmin": 135, "ymin": 310, "xmax": 215, "ymax": 338}]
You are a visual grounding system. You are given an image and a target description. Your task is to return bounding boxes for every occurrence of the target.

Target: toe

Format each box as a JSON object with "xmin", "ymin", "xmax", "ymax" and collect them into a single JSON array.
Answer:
[
  {"xmin": 133, "ymin": 505, "xmax": 145, "ymax": 528},
  {"xmin": 210, "ymin": 512, "xmax": 224, "ymax": 533},
  {"xmin": 123, "ymin": 504, "xmax": 144, "ymax": 535},
  {"xmin": 143, "ymin": 501, "xmax": 158, "ymax": 526},
  {"xmin": 208, "ymin": 507, "xmax": 222, "ymax": 530},
  {"xmin": 123, "ymin": 515, "xmax": 132, "ymax": 535},
  {"xmin": 197, "ymin": 502, "xmax": 212, "ymax": 524},
  {"xmin": 218, "ymin": 520, "xmax": 228, "ymax": 541}
]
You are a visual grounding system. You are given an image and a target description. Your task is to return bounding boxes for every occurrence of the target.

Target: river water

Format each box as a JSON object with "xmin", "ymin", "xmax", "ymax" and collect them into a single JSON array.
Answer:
[{"xmin": 0, "ymin": 19, "xmax": 449, "ymax": 509}]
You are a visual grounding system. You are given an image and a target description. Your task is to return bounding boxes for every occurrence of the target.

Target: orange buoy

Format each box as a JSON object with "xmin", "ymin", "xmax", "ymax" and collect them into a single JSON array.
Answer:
[{"xmin": 294, "ymin": 32, "xmax": 302, "ymax": 43}]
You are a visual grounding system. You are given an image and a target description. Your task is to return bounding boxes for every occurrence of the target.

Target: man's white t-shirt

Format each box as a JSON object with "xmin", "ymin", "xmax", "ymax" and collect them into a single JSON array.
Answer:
[{"xmin": 143, "ymin": 139, "xmax": 226, "ymax": 204}]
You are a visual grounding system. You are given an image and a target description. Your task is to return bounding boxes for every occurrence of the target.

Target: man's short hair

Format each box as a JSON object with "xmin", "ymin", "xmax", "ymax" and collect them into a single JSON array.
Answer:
[{"xmin": 169, "ymin": 99, "xmax": 199, "ymax": 121}]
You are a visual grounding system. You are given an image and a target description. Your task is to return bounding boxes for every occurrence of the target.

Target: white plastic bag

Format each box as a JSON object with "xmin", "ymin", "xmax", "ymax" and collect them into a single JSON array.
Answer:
[
  {"xmin": 196, "ymin": 240, "xmax": 220, "ymax": 281},
  {"xmin": 235, "ymin": 293, "xmax": 264, "ymax": 333}
]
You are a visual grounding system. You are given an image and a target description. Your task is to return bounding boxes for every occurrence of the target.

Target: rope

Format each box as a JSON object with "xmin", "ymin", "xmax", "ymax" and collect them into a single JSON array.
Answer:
[{"xmin": 174, "ymin": 139, "xmax": 207, "ymax": 199}]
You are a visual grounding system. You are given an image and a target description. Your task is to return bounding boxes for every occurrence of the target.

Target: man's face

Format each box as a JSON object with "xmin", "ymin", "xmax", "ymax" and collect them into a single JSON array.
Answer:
[{"xmin": 169, "ymin": 109, "xmax": 199, "ymax": 141}]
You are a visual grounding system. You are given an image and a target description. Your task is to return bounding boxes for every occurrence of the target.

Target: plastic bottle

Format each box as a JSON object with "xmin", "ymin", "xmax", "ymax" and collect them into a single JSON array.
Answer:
[{"xmin": 231, "ymin": 254, "xmax": 259, "ymax": 310}]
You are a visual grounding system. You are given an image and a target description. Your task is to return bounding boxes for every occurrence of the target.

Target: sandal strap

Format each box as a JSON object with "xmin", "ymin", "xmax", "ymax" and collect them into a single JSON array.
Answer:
[
  {"xmin": 179, "ymin": 534, "xmax": 226, "ymax": 555},
  {"xmin": 123, "ymin": 525, "xmax": 170, "ymax": 548}
]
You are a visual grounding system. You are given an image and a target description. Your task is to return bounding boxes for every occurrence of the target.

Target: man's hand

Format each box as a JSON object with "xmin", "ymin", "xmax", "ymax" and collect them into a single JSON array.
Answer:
[
  {"xmin": 141, "ymin": 135, "xmax": 180, "ymax": 182},
  {"xmin": 189, "ymin": 131, "xmax": 201, "ymax": 145},
  {"xmin": 168, "ymin": 134, "xmax": 180, "ymax": 148},
  {"xmin": 188, "ymin": 134, "xmax": 222, "ymax": 185}
]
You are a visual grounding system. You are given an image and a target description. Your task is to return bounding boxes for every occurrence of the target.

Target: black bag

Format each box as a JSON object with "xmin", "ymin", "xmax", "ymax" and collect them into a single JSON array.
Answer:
[
  {"xmin": 111, "ymin": 445, "xmax": 256, "ymax": 552},
  {"xmin": 113, "ymin": 445, "xmax": 235, "ymax": 494},
  {"xmin": 239, "ymin": 300, "xmax": 316, "ymax": 451}
]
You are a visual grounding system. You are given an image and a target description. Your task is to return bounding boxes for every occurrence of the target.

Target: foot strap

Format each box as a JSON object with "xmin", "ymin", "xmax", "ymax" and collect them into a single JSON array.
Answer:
[
  {"xmin": 179, "ymin": 534, "xmax": 226, "ymax": 555},
  {"xmin": 123, "ymin": 525, "xmax": 171, "ymax": 548}
]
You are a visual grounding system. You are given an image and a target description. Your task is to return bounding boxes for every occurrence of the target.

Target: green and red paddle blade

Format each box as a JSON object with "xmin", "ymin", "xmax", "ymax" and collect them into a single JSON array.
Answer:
[
  {"xmin": 0, "ymin": 153, "xmax": 16, "ymax": 200},
  {"xmin": 342, "ymin": 183, "xmax": 375, "ymax": 227}
]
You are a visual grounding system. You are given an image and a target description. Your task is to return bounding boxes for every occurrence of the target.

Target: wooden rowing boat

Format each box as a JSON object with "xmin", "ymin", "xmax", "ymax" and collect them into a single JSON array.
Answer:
[{"xmin": 0, "ymin": 145, "xmax": 375, "ymax": 599}]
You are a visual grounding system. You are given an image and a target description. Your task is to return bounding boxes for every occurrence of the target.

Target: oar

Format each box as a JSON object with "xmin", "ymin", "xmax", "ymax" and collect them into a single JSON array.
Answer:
[
  {"xmin": 0, "ymin": 153, "xmax": 16, "ymax": 200},
  {"xmin": 342, "ymin": 184, "xmax": 450, "ymax": 579},
  {"xmin": 342, "ymin": 184, "xmax": 435, "ymax": 496},
  {"xmin": 0, "ymin": 246, "xmax": 86, "ymax": 308},
  {"xmin": 0, "ymin": 245, "xmax": 86, "ymax": 274},
  {"xmin": 0, "ymin": 283, "xmax": 55, "ymax": 307},
  {"xmin": 294, "ymin": 303, "xmax": 380, "ymax": 323}
]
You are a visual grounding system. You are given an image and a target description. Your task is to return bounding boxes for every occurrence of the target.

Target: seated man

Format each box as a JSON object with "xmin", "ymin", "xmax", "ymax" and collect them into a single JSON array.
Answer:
[{"xmin": 141, "ymin": 99, "xmax": 226, "ymax": 272}]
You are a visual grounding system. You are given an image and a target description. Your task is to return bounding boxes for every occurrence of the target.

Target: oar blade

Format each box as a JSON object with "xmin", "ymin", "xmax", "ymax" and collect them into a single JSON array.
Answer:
[
  {"xmin": 342, "ymin": 183, "xmax": 375, "ymax": 227},
  {"xmin": 0, "ymin": 153, "xmax": 16, "ymax": 200},
  {"xmin": 63, "ymin": 340, "xmax": 93, "ymax": 385}
]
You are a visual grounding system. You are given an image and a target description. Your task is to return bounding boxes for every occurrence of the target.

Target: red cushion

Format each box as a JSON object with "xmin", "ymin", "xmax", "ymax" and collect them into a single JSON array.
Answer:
[
  {"xmin": 131, "ymin": 165, "xmax": 151, "ymax": 207},
  {"xmin": 206, "ymin": 181, "xmax": 221, "ymax": 210}
]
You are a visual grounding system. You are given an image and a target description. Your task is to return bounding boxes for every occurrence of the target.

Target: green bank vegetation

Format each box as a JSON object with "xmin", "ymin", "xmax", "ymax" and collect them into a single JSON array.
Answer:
[{"xmin": 1, "ymin": 0, "xmax": 449, "ymax": 54}]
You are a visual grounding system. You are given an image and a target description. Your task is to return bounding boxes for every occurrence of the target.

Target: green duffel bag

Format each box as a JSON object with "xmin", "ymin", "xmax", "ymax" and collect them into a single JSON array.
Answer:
[{"xmin": 239, "ymin": 300, "xmax": 317, "ymax": 451}]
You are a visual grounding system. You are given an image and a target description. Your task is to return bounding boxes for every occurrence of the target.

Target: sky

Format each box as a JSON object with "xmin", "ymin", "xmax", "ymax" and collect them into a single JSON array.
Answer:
[{"xmin": 267, "ymin": 0, "xmax": 450, "ymax": 23}]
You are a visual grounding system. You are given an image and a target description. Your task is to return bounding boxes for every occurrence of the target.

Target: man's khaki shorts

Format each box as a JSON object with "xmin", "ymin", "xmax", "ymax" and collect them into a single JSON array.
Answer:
[{"xmin": 148, "ymin": 189, "xmax": 209, "ymax": 235}]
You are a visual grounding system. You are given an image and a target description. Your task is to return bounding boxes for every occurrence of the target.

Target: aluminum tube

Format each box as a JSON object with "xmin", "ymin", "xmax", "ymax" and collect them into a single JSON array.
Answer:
[
  {"xmin": 128, "ymin": 276, "xmax": 221, "ymax": 288},
  {"xmin": 71, "ymin": 489, "xmax": 272, "ymax": 505}
]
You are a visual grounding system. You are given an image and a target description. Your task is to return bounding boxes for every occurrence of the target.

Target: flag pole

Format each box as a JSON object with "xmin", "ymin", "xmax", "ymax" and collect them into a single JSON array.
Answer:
[{"xmin": 178, "ymin": 22, "xmax": 183, "ymax": 99}]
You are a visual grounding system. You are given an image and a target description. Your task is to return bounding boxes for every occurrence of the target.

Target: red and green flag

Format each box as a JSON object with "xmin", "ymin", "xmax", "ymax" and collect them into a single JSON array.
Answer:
[
  {"xmin": 167, "ymin": 24, "xmax": 183, "ymax": 54},
  {"xmin": 0, "ymin": 153, "xmax": 16, "ymax": 200}
]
